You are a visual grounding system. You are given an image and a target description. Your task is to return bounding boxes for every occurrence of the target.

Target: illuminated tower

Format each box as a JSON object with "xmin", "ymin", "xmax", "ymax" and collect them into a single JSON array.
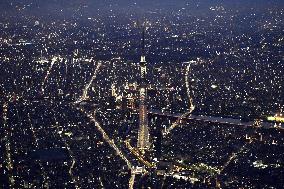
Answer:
[{"xmin": 137, "ymin": 26, "xmax": 150, "ymax": 150}]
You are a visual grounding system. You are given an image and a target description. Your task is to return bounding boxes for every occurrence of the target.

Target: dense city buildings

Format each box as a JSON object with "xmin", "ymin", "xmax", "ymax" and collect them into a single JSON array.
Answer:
[{"xmin": 0, "ymin": 0, "xmax": 283, "ymax": 188}]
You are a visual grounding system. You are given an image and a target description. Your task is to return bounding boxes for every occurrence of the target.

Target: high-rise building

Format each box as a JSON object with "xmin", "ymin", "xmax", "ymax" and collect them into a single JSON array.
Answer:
[{"xmin": 137, "ymin": 26, "xmax": 150, "ymax": 150}]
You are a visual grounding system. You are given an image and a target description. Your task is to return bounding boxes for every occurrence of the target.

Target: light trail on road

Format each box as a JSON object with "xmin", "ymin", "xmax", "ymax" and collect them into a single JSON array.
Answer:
[
  {"xmin": 219, "ymin": 142, "xmax": 250, "ymax": 175},
  {"xmin": 125, "ymin": 139, "xmax": 154, "ymax": 168},
  {"xmin": 185, "ymin": 62, "xmax": 195, "ymax": 110},
  {"xmin": 78, "ymin": 107, "xmax": 132, "ymax": 169},
  {"xmin": 41, "ymin": 58, "xmax": 57, "ymax": 93},
  {"xmin": 99, "ymin": 177, "xmax": 105, "ymax": 188},
  {"xmin": 76, "ymin": 61, "xmax": 102, "ymax": 103},
  {"xmin": 164, "ymin": 61, "xmax": 196, "ymax": 136},
  {"xmin": 128, "ymin": 170, "xmax": 136, "ymax": 189}
]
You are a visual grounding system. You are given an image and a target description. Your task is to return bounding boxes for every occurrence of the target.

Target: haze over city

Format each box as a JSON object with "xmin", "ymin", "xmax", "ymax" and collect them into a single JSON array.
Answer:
[{"xmin": 0, "ymin": 0, "xmax": 283, "ymax": 188}]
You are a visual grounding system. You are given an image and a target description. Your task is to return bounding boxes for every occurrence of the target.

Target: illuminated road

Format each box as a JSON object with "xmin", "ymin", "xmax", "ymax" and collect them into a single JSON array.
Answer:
[
  {"xmin": 219, "ymin": 142, "xmax": 250, "ymax": 175},
  {"xmin": 163, "ymin": 106, "xmax": 195, "ymax": 136},
  {"xmin": 128, "ymin": 171, "xmax": 136, "ymax": 189},
  {"xmin": 125, "ymin": 139, "xmax": 154, "ymax": 168},
  {"xmin": 150, "ymin": 110, "xmax": 278, "ymax": 132},
  {"xmin": 128, "ymin": 167, "xmax": 149, "ymax": 189},
  {"xmin": 2, "ymin": 102, "xmax": 14, "ymax": 188},
  {"xmin": 76, "ymin": 61, "xmax": 102, "ymax": 103},
  {"xmin": 184, "ymin": 61, "xmax": 196, "ymax": 110},
  {"xmin": 77, "ymin": 107, "xmax": 132, "ymax": 169},
  {"xmin": 99, "ymin": 177, "xmax": 105, "ymax": 188},
  {"xmin": 41, "ymin": 57, "xmax": 58, "ymax": 93},
  {"xmin": 164, "ymin": 61, "xmax": 196, "ymax": 136}
]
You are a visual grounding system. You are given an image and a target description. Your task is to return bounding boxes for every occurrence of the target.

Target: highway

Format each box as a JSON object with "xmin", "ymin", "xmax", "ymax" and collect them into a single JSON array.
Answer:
[
  {"xmin": 128, "ymin": 170, "xmax": 136, "ymax": 189},
  {"xmin": 218, "ymin": 141, "xmax": 250, "ymax": 176},
  {"xmin": 150, "ymin": 109, "xmax": 279, "ymax": 132},
  {"xmin": 41, "ymin": 57, "xmax": 58, "ymax": 93},
  {"xmin": 68, "ymin": 58, "xmax": 130, "ymax": 169},
  {"xmin": 77, "ymin": 106, "xmax": 133, "ymax": 169},
  {"xmin": 184, "ymin": 61, "xmax": 196, "ymax": 111},
  {"xmin": 76, "ymin": 61, "xmax": 102, "ymax": 103},
  {"xmin": 163, "ymin": 105, "xmax": 195, "ymax": 136},
  {"xmin": 124, "ymin": 139, "xmax": 155, "ymax": 168},
  {"xmin": 160, "ymin": 60, "xmax": 279, "ymax": 135},
  {"xmin": 164, "ymin": 61, "xmax": 196, "ymax": 136}
]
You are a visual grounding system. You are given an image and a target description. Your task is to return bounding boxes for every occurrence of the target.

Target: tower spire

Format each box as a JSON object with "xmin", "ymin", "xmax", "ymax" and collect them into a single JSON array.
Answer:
[
  {"xmin": 142, "ymin": 25, "xmax": 145, "ymax": 55},
  {"xmin": 140, "ymin": 23, "xmax": 146, "ymax": 63}
]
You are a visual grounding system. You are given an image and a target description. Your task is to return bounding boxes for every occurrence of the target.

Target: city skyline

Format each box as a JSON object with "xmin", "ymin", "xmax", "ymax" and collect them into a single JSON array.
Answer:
[{"xmin": 0, "ymin": 1, "xmax": 283, "ymax": 188}]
